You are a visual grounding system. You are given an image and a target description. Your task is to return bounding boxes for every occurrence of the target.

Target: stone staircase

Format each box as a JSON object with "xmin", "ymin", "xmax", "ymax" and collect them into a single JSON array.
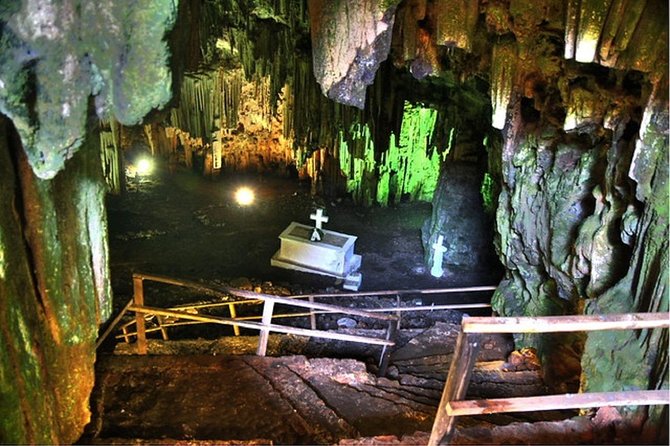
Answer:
[{"xmin": 85, "ymin": 322, "xmax": 576, "ymax": 444}]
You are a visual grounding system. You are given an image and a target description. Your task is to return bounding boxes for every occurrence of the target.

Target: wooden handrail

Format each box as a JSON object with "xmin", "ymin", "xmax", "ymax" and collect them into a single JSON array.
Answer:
[
  {"xmin": 462, "ymin": 313, "xmax": 670, "ymax": 333},
  {"xmin": 228, "ymin": 288, "xmax": 397, "ymax": 321},
  {"xmin": 127, "ymin": 272, "xmax": 400, "ymax": 374},
  {"xmin": 116, "ymin": 303, "xmax": 493, "ymax": 339},
  {"xmin": 132, "ymin": 272, "xmax": 396, "ymax": 320},
  {"xmin": 428, "ymin": 312, "xmax": 670, "ymax": 446},
  {"xmin": 446, "ymin": 390, "xmax": 670, "ymax": 416},
  {"xmin": 96, "ymin": 298, "xmax": 134, "ymax": 348},
  {"xmin": 130, "ymin": 305, "xmax": 395, "ymax": 346},
  {"xmin": 291, "ymin": 285, "xmax": 497, "ymax": 299}
]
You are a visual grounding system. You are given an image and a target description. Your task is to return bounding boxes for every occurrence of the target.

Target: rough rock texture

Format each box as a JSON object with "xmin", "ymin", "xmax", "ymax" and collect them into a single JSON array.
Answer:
[
  {"xmin": 481, "ymin": 1, "xmax": 668, "ymax": 433},
  {"xmin": 0, "ymin": 117, "xmax": 110, "ymax": 443},
  {"xmin": 377, "ymin": 0, "xmax": 667, "ymax": 434},
  {"xmin": 0, "ymin": 0, "xmax": 176, "ymax": 179},
  {"xmin": 308, "ymin": 0, "xmax": 399, "ymax": 108},
  {"xmin": 0, "ymin": 1, "xmax": 177, "ymax": 443},
  {"xmin": 88, "ymin": 325, "xmax": 549, "ymax": 444},
  {"xmin": 422, "ymin": 162, "xmax": 498, "ymax": 272}
]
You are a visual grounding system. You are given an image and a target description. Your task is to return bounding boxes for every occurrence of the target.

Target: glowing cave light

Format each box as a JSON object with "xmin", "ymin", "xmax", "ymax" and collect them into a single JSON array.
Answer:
[
  {"xmin": 135, "ymin": 157, "xmax": 154, "ymax": 176},
  {"xmin": 235, "ymin": 187, "xmax": 255, "ymax": 206}
]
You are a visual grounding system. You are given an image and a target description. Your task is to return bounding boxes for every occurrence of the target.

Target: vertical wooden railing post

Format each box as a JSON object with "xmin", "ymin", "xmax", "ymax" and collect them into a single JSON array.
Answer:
[
  {"xmin": 395, "ymin": 294, "xmax": 402, "ymax": 330},
  {"xmin": 256, "ymin": 300, "xmax": 275, "ymax": 356},
  {"xmin": 229, "ymin": 303, "xmax": 240, "ymax": 336},
  {"xmin": 308, "ymin": 295, "xmax": 317, "ymax": 330},
  {"xmin": 155, "ymin": 316, "xmax": 169, "ymax": 340},
  {"xmin": 428, "ymin": 329, "xmax": 481, "ymax": 446},
  {"xmin": 378, "ymin": 319, "xmax": 398, "ymax": 377},
  {"xmin": 122, "ymin": 326, "xmax": 130, "ymax": 343},
  {"xmin": 133, "ymin": 275, "xmax": 148, "ymax": 354}
]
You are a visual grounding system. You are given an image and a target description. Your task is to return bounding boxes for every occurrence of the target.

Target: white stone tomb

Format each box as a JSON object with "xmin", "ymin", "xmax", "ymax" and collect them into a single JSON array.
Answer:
[{"xmin": 271, "ymin": 222, "xmax": 362, "ymax": 279}]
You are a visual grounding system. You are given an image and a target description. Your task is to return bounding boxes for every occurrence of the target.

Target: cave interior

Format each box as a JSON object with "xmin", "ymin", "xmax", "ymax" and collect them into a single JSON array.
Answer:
[{"xmin": 0, "ymin": 0, "xmax": 668, "ymax": 444}]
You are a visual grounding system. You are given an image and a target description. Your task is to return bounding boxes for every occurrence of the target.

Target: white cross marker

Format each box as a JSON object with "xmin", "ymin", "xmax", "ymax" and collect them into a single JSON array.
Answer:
[
  {"xmin": 310, "ymin": 208, "xmax": 329, "ymax": 230},
  {"xmin": 310, "ymin": 208, "xmax": 329, "ymax": 242},
  {"xmin": 430, "ymin": 235, "xmax": 447, "ymax": 277}
]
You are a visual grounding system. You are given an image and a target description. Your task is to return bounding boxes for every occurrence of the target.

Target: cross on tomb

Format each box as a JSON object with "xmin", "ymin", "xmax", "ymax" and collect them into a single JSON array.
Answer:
[
  {"xmin": 430, "ymin": 235, "xmax": 447, "ymax": 278},
  {"xmin": 310, "ymin": 208, "xmax": 329, "ymax": 242}
]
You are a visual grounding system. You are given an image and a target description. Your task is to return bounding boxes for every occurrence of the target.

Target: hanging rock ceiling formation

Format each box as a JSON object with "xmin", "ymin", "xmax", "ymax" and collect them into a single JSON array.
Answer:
[
  {"xmin": 0, "ymin": 0, "xmax": 176, "ymax": 179},
  {"xmin": 308, "ymin": 0, "xmax": 399, "ymax": 108}
]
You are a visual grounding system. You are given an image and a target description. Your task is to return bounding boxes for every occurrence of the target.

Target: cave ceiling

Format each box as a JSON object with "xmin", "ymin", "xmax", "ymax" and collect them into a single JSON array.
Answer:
[{"xmin": 0, "ymin": 0, "xmax": 667, "ymax": 179}]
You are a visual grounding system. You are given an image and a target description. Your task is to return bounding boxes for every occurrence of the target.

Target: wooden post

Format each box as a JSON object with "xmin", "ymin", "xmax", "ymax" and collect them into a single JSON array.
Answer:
[
  {"xmin": 133, "ymin": 275, "xmax": 148, "ymax": 354},
  {"xmin": 308, "ymin": 296, "xmax": 317, "ymax": 330},
  {"xmin": 378, "ymin": 319, "xmax": 398, "ymax": 377},
  {"xmin": 229, "ymin": 304, "xmax": 240, "ymax": 336},
  {"xmin": 121, "ymin": 326, "xmax": 130, "ymax": 343},
  {"xmin": 155, "ymin": 316, "xmax": 169, "ymax": 340},
  {"xmin": 396, "ymin": 294, "xmax": 402, "ymax": 330},
  {"xmin": 256, "ymin": 300, "xmax": 275, "ymax": 356},
  {"xmin": 428, "ymin": 330, "xmax": 481, "ymax": 446}
]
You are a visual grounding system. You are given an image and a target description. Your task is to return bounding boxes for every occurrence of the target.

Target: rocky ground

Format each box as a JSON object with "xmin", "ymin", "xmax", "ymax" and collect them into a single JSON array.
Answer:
[
  {"xmin": 106, "ymin": 166, "xmax": 501, "ymax": 304},
  {"xmin": 84, "ymin": 321, "xmax": 584, "ymax": 444}
]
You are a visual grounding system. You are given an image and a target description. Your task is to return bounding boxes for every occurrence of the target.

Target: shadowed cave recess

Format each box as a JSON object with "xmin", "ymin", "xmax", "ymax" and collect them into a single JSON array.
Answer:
[{"xmin": 0, "ymin": 0, "xmax": 668, "ymax": 444}]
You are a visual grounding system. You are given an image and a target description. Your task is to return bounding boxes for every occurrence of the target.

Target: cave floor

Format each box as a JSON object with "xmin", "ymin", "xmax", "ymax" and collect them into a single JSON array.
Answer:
[
  {"xmin": 106, "ymin": 166, "xmax": 502, "ymax": 308},
  {"xmin": 85, "ymin": 322, "xmax": 589, "ymax": 445}
]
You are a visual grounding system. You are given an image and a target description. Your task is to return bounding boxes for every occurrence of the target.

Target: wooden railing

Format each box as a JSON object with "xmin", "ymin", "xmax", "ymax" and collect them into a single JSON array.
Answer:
[
  {"xmin": 428, "ymin": 312, "xmax": 670, "ymax": 446},
  {"xmin": 99, "ymin": 273, "xmax": 495, "ymax": 346},
  {"xmin": 114, "ymin": 273, "xmax": 401, "ymax": 374}
]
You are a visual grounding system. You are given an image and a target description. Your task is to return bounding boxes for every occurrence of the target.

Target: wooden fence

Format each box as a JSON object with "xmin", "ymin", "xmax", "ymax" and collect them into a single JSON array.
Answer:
[
  {"xmin": 428, "ymin": 312, "xmax": 670, "ymax": 445},
  {"xmin": 111, "ymin": 273, "xmax": 402, "ymax": 374}
]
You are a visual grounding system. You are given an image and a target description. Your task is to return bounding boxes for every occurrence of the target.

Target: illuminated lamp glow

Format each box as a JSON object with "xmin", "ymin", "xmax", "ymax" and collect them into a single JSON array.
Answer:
[
  {"xmin": 136, "ymin": 157, "xmax": 154, "ymax": 176},
  {"xmin": 235, "ymin": 187, "xmax": 255, "ymax": 206}
]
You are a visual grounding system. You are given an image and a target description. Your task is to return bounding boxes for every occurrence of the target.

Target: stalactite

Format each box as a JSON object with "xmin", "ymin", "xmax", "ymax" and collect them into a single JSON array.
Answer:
[
  {"xmin": 307, "ymin": 0, "xmax": 398, "ymax": 108},
  {"xmin": 564, "ymin": 0, "xmax": 666, "ymax": 70},
  {"xmin": 490, "ymin": 41, "xmax": 517, "ymax": 130},
  {"xmin": 170, "ymin": 68, "xmax": 244, "ymax": 142},
  {"xmin": 332, "ymin": 101, "xmax": 441, "ymax": 206},
  {"xmin": 98, "ymin": 118, "xmax": 122, "ymax": 194},
  {"xmin": 433, "ymin": 0, "xmax": 480, "ymax": 52}
]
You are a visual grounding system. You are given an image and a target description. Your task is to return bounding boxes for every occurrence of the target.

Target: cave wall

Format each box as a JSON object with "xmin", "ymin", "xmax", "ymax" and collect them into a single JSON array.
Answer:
[
  {"xmin": 0, "ymin": 0, "xmax": 177, "ymax": 180},
  {"xmin": 0, "ymin": 1, "xmax": 665, "ymax": 441},
  {"xmin": 135, "ymin": 0, "xmax": 495, "ymax": 207},
  {"xmin": 0, "ymin": 1, "xmax": 178, "ymax": 443},
  {"xmin": 0, "ymin": 116, "xmax": 110, "ymax": 443}
]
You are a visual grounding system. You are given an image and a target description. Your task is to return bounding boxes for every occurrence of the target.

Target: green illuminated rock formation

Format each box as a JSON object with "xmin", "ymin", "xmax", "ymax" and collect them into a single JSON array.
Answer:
[
  {"xmin": 337, "ymin": 102, "xmax": 440, "ymax": 206},
  {"xmin": 0, "ymin": 0, "xmax": 667, "ymax": 443}
]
